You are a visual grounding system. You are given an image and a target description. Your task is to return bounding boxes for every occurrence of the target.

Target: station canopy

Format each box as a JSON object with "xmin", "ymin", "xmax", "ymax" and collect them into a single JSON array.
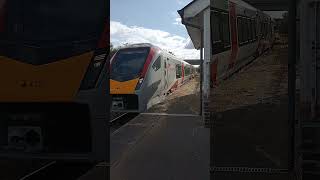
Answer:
[
  {"xmin": 184, "ymin": 59, "xmax": 201, "ymax": 65},
  {"xmin": 178, "ymin": 0, "xmax": 210, "ymax": 50}
]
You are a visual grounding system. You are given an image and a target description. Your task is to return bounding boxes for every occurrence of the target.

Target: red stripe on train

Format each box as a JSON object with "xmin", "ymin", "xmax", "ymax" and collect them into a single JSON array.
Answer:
[
  {"xmin": 211, "ymin": 58, "xmax": 218, "ymax": 86},
  {"xmin": 140, "ymin": 47, "xmax": 156, "ymax": 78}
]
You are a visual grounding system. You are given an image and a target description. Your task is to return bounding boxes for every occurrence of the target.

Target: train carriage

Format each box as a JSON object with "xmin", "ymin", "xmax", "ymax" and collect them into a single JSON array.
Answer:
[
  {"xmin": 178, "ymin": 0, "xmax": 275, "ymax": 88},
  {"xmin": 210, "ymin": 0, "xmax": 275, "ymax": 87},
  {"xmin": 110, "ymin": 43, "xmax": 195, "ymax": 112}
]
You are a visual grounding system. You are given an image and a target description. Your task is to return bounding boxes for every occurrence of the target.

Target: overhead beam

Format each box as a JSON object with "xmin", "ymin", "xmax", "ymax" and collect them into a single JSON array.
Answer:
[{"xmin": 184, "ymin": 59, "xmax": 201, "ymax": 65}]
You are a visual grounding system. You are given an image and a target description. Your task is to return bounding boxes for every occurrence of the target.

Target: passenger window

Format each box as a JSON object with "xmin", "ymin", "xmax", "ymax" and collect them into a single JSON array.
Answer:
[
  {"xmin": 176, "ymin": 64, "xmax": 182, "ymax": 78},
  {"xmin": 152, "ymin": 56, "xmax": 161, "ymax": 71},
  {"xmin": 222, "ymin": 13, "xmax": 230, "ymax": 47},
  {"xmin": 252, "ymin": 19, "xmax": 256, "ymax": 40},
  {"xmin": 237, "ymin": 18, "xmax": 243, "ymax": 43},
  {"xmin": 211, "ymin": 11, "xmax": 231, "ymax": 54},
  {"xmin": 247, "ymin": 19, "xmax": 252, "ymax": 41},
  {"xmin": 243, "ymin": 19, "xmax": 248, "ymax": 42},
  {"xmin": 263, "ymin": 22, "xmax": 267, "ymax": 37},
  {"xmin": 212, "ymin": 12, "xmax": 221, "ymax": 43},
  {"xmin": 185, "ymin": 66, "xmax": 190, "ymax": 76}
]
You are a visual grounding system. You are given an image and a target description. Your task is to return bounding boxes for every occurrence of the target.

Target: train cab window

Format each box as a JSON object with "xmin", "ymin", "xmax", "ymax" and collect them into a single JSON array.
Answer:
[
  {"xmin": 152, "ymin": 56, "xmax": 161, "ymax": 71},
  {"xmin": 111, "ymin": 47, "xmax": 150, "ymax": 82},
  {"xmin": 2, "ymin": 0, "xmax": 107, "ymax": 65}
]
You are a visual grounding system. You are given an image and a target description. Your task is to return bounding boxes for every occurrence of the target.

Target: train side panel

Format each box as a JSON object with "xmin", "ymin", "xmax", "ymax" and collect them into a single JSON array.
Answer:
[
  {"xmin": 143, "ymin": 52, "xmax": 167, "ymax": 110},
  {"xmin": 210, "ymin": 0, "xmax": 275, "ymax": 87}
]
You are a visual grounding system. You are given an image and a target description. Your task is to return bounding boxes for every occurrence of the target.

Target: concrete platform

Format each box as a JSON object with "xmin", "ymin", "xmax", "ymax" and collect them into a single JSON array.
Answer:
[
  {"xmin": 80, "ymin": 113, "xmax": 209, "ymax": 180},
  {"xmin": 208, "ymin": 45, "xmax": 290, "ymax": 179},
  {"xmin": 211, "ymin": 96, "xmax": 288, "ymax": 168}
]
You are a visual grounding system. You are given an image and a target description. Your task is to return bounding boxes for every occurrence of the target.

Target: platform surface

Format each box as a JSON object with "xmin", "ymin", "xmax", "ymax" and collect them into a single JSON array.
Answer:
[{"xmin": 80, "ymin": 113, "xmax": 209, "ymax": 180}]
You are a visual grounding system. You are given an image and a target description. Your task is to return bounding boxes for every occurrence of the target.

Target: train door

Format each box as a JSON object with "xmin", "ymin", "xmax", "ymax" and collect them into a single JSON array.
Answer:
[{"xmin": 162, "ymin": 57, "xmax": 169, "ymax": 95}]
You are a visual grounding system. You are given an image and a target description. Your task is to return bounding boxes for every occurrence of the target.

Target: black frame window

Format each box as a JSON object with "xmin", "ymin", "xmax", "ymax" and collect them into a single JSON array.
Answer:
[
  {"xmin": 176, "ymin": 64, "xmax": 182, "ymax": 78},
  {"xmin": 247, "ymin": 19, "xmax": 252, "ymax": 41},
  {"xmin": 237, "ymin": 16, "xmax": 258, "ymax": 46},
  {"xmin": 237, "ymin": 18, "xmax": 243, "ymax": 43},
  {"xmin": 185, "ymin": 66, "xmax": 190, "ymax": 76},
  {"xmin": 221, "ymin": 13, "xmax": 231, "ymax": 47},
  {"xmin": 252, "ymin": 19, "xmax": 257, "ymax": 40},
  {"xmin": 243, "ymin": 18, "xmax": 248, "ymax": 43},
  {"xmin": 152, "ymin": 56, "xmax": 161, "ymax": 71},
  {"xmin": 211, "ymin": 10, "xmax": 231, "ymax": 55},
  {"xmin": 212, "ymin": 12, "xmax": 222, "ymax": 43}
]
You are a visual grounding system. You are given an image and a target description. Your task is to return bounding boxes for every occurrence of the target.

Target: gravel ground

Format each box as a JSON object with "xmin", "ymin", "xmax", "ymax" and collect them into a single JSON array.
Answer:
[
  {"xmin": 210, "ymin": 45, "xmax": 288, "ymax": 112},
  {"xmin": 147, "ymin": 77, "xmax": 200, "ymax": 114}
]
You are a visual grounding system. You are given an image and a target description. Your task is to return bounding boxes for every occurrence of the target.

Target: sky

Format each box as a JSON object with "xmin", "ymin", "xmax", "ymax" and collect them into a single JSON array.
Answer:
[
  {"xmin": 110, "ymin": 0, "xmax": 286, "ymax": 59},
  {"xmin": 110, "ymin": 0, "xmax": 200, "ymax": 59}
]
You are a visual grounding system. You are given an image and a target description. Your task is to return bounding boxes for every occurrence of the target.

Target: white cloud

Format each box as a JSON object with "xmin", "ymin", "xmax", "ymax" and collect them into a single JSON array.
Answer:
[
  {"xmin": 177, "ymin": 0, "xmax": 184, "ymax": 5},
  {"xmin": 184, "ymin": 39, "xmax": 195, "ymax": 49},
  {"xmin": 110, "ymin": 21, "xmax": 199, "ymax": 59},
  {"xmin": 177, "ymin": 0, "xmax": 191, "ymax": 5},
  {"xmin": 173, "ymin": 17, "xmax": 183, "ymax": 26}
]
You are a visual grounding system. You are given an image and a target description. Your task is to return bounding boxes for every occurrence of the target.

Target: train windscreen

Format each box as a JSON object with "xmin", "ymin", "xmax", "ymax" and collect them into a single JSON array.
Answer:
[
  {"xmin": 111, "ymin": 47, "xmax": 150, "ymax": 82},
  {"xmin": 0, "ymin": 0, "xmax": 107, "ymax": 64}
]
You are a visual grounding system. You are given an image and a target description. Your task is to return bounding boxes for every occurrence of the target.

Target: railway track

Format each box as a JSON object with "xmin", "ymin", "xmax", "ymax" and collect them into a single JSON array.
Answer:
[
  {"xmin": 14, "ymin": 112, "xmax": 138, "ymax": 180},
  {"xmin": 110, "ymin": 112, "xmax": 139, "ymax": 134}
]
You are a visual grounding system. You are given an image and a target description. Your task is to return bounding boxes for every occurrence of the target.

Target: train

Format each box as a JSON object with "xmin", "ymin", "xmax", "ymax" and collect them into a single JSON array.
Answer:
[
  {"xmin": 110, "ymin": 43, "xmax": 196, "ymax": 112},
  {"xmin": 209, "ymin": 0, "xmax": 276, "ymax": 87},
  {"xmin": 0, "ymin": 0, "xmax": 109, "ymax": 162},
  {"xmin": 178, "ymin": 0, "xmax": 276, "ymax": 88}
]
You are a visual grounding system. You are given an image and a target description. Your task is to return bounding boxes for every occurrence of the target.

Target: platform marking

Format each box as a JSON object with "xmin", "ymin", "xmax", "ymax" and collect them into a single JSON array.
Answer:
[
  {"xmin": 95, "ymin": 162, "xmax": 110, "ymax": 167},
  {"xmin": 19, "ymin": 161, "xmax": 56, "ymax": 180},
  {"xmin": 210, "ymin": 166, "xmax": 288, "ymax": 174},
  {"xmin": 140, "ymin": 112, "xmax": 200, "ymax": 117},
  {"xmin": 255, "ymin": 146, "xmax": 282, "ymax": 167}
]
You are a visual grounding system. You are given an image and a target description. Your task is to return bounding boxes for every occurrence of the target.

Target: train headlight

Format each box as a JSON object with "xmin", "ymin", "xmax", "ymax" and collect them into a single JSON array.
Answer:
[{"xmin": 135, "ymin": 78, "xmax": 144, "ymax": 90}]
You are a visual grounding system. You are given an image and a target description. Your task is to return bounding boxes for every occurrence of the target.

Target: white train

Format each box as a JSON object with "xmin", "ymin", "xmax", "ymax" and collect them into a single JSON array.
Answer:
[
  {"xmin": 110, "ymin": 43, "xmax": 196, "ymax": 112},
  {"xmin": 178, "ymin": 0, "xmax": 275, "ymax": 87}
]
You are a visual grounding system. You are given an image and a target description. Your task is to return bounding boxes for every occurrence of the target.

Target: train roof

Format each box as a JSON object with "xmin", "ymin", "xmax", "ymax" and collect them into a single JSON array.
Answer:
[
  {"xmin": 118, "ymin": 43, "xmax": 159, "ymax": 49},
  {"xmin": 115, "ymin": 43, "xmax": 191, "ymax": 65}
]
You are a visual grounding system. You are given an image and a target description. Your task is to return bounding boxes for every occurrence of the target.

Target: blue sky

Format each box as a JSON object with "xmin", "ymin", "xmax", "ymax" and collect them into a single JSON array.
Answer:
[
  {"xmin": 110, "ymin": 0, "xmax": 285, "ymax": 59},
  {"xmin": 111, "ymin": 0, "xmax": 191, "ymax": 38},
  {"xmin": 110, "ymin": 0, "xmax": 199, "ymax": 59}
]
